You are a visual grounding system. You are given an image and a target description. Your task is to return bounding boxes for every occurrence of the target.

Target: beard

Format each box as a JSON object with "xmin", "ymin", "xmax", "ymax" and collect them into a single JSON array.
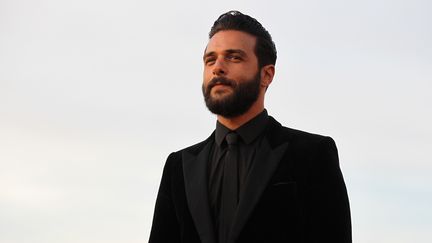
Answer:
[{"xmin": 202, "ymin": 72, "xmax": 261, "ymax": 118}]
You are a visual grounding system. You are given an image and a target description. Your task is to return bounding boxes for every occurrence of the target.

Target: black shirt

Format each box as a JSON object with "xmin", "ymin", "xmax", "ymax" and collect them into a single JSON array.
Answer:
[{"xmin": 208, "ymin": 109, "xmax": 269, "ymax": 237}]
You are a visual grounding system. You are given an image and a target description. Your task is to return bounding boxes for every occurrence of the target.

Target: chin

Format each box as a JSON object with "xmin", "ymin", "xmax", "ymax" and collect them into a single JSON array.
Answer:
[{"xmin": 211, "ymin": 92, "xmax": 232, "ymax": 102}]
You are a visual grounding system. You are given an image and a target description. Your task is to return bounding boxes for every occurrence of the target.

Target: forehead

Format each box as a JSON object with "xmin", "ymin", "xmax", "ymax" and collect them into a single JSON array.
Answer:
[{"xmin": 205, "ymin": 30, "xmax": 257, "ymax": 54}]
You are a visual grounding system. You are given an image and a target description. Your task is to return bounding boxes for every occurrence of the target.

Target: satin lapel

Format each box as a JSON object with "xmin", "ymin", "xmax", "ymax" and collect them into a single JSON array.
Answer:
[
  {"xmin": 182, "ymin": 141, "xmax": 216, "ymax": 243},
  {"xmin": 229, "ymin": 139, "xmax": 289, "ymax": 243}
]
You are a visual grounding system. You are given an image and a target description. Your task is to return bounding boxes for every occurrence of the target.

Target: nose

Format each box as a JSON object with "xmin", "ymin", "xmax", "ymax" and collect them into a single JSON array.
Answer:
[{"xmin": 212, "ymin": 58, "xmax": 227, "ymax": 76}]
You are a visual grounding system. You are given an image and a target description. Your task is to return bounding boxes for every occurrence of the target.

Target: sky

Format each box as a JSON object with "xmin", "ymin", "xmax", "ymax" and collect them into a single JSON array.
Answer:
[{"xmin": 1, "ymin": 0, "xmax": 431, "ymax": 242}]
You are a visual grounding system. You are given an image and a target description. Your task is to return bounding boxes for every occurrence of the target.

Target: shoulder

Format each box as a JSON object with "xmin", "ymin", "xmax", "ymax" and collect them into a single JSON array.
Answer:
[
  {"xmin": 268, "ymin": 117, "xmax": 341, "ymax": 175},
  {"xmin": 267, "ymin": 116, "xmax": 336, "ymax": 150},
  {"xmin": 165, "ymin": 133, "xmax": 214, "ymax": 163}
]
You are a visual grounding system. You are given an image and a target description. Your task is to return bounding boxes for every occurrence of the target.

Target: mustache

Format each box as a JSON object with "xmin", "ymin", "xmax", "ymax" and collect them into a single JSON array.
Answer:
[{"xmin": 207, "ymin": 77, "xmax": 236, "ymax": 91}]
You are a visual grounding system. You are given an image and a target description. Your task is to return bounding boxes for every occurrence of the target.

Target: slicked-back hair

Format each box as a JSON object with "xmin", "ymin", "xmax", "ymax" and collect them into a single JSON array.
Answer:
[{"xmin": 209, "ymin": 11, "xmax": 277, "ymax": 68}]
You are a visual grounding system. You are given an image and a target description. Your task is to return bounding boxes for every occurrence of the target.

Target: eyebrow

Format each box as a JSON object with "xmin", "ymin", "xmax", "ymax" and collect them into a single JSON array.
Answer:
[{"xmin": 203, "ymin": 49, "xmax": 247, "ymax": 61}]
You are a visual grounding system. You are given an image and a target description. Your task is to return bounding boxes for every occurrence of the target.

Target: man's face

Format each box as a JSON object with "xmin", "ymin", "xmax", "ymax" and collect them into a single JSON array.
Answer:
[{"xmin": 202, "ymin": 30, "xmax": 261, "ymax": 118}]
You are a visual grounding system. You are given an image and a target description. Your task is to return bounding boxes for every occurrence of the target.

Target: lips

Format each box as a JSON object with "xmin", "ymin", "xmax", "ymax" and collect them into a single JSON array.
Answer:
[
  {"xmin": 213, "ymin": 83, "xmax": 229, "ymax": 87},
  {"xmin": 209, "ymin": 80, "xmax": 233, "ymax": 90},
  {"xmin": 210, "ymin": 83, "xmax": 232, "ymax": 93}
]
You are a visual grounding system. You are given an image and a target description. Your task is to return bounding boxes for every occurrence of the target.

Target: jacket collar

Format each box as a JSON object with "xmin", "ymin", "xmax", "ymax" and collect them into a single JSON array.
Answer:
[{"xmin": 182, "ymin": 116, "xmax": 289, "ymax": 243}]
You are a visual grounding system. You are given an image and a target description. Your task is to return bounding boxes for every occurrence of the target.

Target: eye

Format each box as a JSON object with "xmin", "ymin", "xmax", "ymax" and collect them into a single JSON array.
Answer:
[
  {"xmin": 204, "ymin": 58, "xmax": 216, "ymax": 65},
  {"xmin": 227, "ymin": 54, "xmax": 242, "ymax": 62}
]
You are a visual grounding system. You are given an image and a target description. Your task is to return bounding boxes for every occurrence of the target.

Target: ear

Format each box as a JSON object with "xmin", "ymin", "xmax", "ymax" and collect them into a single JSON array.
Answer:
[{"xmin": 260, "ymin": 64, "xmax": 275, "ymax": 88}]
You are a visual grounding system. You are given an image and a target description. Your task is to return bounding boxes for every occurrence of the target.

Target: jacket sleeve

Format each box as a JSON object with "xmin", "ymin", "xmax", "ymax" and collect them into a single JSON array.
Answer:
[
  {"xmin": 303, "ymin": 137, "xmax": 352, "ymax": 243},
  {"xmin": 148, "ymin": 153, "xmax": 181, "ymax": 243}
]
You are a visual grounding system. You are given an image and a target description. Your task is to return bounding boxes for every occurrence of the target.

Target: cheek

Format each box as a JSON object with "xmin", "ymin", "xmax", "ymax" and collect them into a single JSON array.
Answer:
[
  {"xmin": 204, "ymin": 65, "xmax": 213, "ymax": 74},
  {"xmin": 202, "ymin": 75, "xmax": 209, "ymax": 87},
  {"xmin": 203, "ymin": 69, "xmax": 212, "ymax": 84},
  {"xmin": 202, "ymin": 78, "xmax": 210, "ymax": 93}
]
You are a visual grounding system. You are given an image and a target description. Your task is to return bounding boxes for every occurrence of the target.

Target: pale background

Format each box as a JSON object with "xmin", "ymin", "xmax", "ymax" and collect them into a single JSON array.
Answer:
[{"xmin": 1, "ymin": 0, "xmax": 431, "ymax": 242}]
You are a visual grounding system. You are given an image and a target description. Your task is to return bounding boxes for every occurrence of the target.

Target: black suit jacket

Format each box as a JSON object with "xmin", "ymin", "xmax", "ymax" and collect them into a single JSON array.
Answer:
[{"xmin": 149, "ymin": 117, "xmax": 351, "ymax": 243}]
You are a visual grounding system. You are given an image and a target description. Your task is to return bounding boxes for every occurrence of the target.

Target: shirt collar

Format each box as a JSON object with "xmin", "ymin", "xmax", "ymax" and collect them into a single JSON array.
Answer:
[{"xmin": 215, "ymin": 109, "xmax": 269, "ymax": 146}]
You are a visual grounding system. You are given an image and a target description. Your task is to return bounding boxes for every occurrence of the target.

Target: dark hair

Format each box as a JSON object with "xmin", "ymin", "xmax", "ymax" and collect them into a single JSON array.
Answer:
[{"xmin": 209, "ymin": 10, "xmax": 277, "ymax": 68}]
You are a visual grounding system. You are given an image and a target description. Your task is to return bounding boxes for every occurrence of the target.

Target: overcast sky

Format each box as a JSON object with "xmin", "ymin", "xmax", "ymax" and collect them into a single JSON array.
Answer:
[{"xmin": 1, "ymin": 0, "xmax": 431, "ymax": 242}]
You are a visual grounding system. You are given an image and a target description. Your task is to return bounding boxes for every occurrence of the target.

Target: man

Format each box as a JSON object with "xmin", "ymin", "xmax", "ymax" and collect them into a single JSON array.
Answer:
[{"xmin": 149, "ymin": 11, "xmax": 351, "ymax": 243}]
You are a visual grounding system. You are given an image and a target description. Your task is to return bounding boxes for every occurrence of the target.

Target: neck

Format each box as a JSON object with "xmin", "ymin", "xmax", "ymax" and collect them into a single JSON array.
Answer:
[{"xmin": 217, "ymin": 102, "xmax": 264, "ymax": 130}]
